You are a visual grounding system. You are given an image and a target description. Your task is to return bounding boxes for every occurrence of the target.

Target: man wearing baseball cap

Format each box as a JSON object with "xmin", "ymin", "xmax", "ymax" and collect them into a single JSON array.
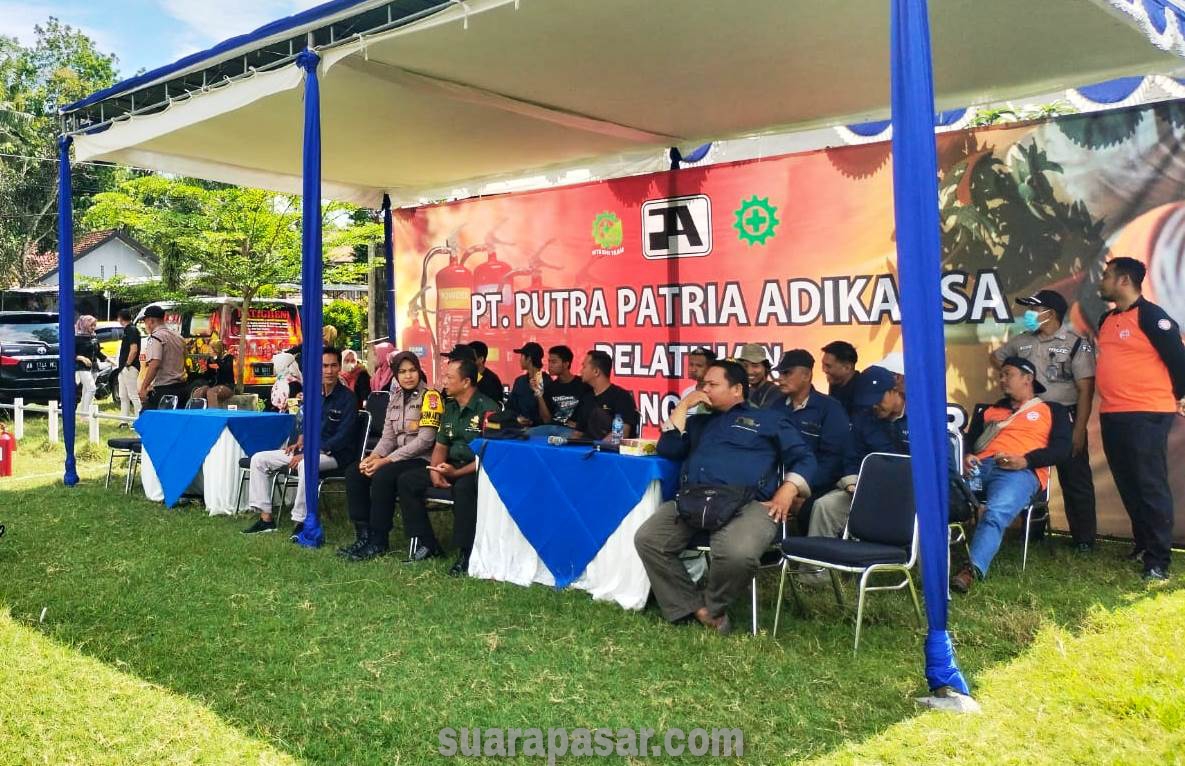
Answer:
[
  {"xmin": 505, "ymin": 342, "xmax": 548, "ymax": 427},
  {"xmin": 772, "ymin": 350, "xmax": 850, "ymax": 525},
  {"xmin": 952, "ymin": 357, "xmax": 1071, "ymax": 593},
  {"xmin": 137, "ymin": 304, "xmax": 188, "ymax": 409},
  {"xmin": 1095, "ymin": 257, "xmax": 1185, "ymax": 581},
  {"xmin": 737, "ymin": 343, "xmax": 780, "ymax": 409},
  {"xmin": 993, "ymin": 288, "xmax": 1097, "ymax": 553},
  {"xmin": 806, "ymin": 365, "xmax": 908, "ymax": 539}
]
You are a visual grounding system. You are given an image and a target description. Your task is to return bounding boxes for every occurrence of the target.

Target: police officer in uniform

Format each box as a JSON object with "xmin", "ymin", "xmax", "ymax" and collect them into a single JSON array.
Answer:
[{"xmin": 993, "ymin": 289, "xmax": 1097, "ymax": 552}]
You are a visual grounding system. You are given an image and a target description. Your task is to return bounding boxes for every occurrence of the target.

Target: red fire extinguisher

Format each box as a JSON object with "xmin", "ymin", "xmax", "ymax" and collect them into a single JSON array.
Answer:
[
  {"xmin": 402, "ymin": 290, "xmax": 437, "ymax": 386},
  {"xmin": 0, "ymin": 422, "xmax": 16, "ymax": 478},
  {"xmin": 469, "ymin": 246, "xmax": 515, "ymax": 381}
]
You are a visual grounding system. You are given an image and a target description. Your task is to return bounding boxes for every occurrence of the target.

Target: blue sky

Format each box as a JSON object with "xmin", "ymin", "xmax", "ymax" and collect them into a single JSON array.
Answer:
[{"xmin": 0, "ymin": 0, "xmax": 326, "ymax": 78}]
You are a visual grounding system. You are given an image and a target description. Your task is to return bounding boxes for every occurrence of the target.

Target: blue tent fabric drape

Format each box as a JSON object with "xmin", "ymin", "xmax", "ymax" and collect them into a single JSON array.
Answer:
[
  {"xmin": 295, "ymin": 49, "xmax": 326, "ymax": 549},
  {"xmin": 57, "ymin": 136, "xmax": 79, "ymax": 487},
  {"xmin": 382, "ymin": 193, "xmax": 397, "ymax": 344},
  {"xmin": 889, "ymin": 0, "xmax": 970, "ymax": 695}
]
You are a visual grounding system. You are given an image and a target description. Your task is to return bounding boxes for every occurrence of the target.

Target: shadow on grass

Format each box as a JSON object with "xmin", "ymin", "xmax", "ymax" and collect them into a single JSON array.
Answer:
[{"xmin": 0, "ymin": 464, "xmax": 1177, "ymax": 765}]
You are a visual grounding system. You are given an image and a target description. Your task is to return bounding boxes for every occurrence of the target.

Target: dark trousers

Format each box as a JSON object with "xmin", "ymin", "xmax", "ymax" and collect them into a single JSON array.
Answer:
[
  {"xmin": 396, "ymin": 466, "xmax": 479, "ymax": 553},
  {"xmin": 1100, "ymin": 412, "xmax": 1175, "ymax": 572},
  {"xmin": 144, "ymin": 381, "xmax": 188, "ymax": 410},
  {"xmin": 1057, "ymin": 405, "xmax": 1097, "ymax": 545},
  {"xmin": 343, "ymin": 458, "xmax": 428, "ymax": 542}
]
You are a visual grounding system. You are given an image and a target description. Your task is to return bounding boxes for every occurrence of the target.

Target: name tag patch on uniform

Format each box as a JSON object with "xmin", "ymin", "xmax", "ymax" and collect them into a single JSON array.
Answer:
[
  {"xmin": 732, "ymin": 416, "xmax": 759, "ymax": 433},
  {"xmin": 1119, "ymin": 329, "xmax": 1131, "ymax": 340}
]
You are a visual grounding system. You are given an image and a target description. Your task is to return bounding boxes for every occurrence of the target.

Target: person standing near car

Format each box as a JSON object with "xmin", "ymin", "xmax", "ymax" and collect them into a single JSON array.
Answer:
[
  {"xmin": 138, "ymin": 305, "xmax": 188, "ymax": 409},
  {"xmin": 1095, "ymin": 257, "xmax": 1185, "ymax": 582},
  {"xmin": 115, "ymin": 309, "xmax": 142, "ymax": 420},
  {"xmin": 992, "ymin": 289, "xmax": 1097, "ymax": 553},
  {"xmin": 73, "ymin": 315, "xmax": 103, "ymax": 416}
]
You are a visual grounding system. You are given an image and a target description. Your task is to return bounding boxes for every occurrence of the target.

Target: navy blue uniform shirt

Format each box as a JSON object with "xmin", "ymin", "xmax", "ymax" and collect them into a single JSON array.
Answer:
[
  {"xmin": 771, "ymin": 386, "xmax": 850, "ymax": 493},
  {"xmin": 317, "ymin": 382, "xmax": 361, "ymax": 466},
  {"xmin": 840, "ymin": 409, "xmax": 910, "ymax": 482},
  {"xmin": 657, "ymin": 402, "xmax": 816, "ymax": 501}
]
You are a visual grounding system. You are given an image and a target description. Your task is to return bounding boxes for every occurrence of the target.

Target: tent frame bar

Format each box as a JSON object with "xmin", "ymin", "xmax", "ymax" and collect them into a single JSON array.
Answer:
[{"xmin": 60, "ymin": 0, "xmax": 454, "ymax": 137}]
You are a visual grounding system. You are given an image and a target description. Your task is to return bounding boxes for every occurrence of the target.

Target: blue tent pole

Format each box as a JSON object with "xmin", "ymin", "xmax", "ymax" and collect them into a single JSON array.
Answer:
[
  {"xmin": 889, "ymin": 0, "xmax": 970, "ymax": 695},
  {"xmin": 57, "ymin": 135, "xmax": 79, "ymax": 487},
  {"xmin": 294, "ymin": 48, "xmax": 325, "ymax": 548},
  {"xmin": 382, "ymin": 194, "xmax": 397, "ymax": 345}
]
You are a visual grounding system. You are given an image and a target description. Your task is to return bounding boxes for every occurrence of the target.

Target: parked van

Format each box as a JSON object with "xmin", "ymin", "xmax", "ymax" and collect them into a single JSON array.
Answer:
[{"xmin": 133, "ymin": 298, "xmax": 303, "ymax": 397}]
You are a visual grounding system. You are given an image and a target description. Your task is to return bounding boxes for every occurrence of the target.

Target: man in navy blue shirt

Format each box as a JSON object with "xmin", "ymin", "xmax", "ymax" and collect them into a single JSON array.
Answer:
[
  {"xmin": 506, "ymin": 342, "xmax": 548, "ymax": 426},
  {"xmin": 806, "ymin": 365, "xmax": 907, "ymax": 538},
  {"xmin": 244, "ymin": 348, "xmax": 359, "ymax": 538},
  {"xmin": 635, "ymin": 360, "xmax": 816, "ymax": 634}
]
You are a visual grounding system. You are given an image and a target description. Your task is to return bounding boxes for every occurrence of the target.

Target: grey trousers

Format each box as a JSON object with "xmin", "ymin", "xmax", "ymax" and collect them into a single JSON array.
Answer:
[
  {"xmin": 807, "ymin": 488, "xmax": 853, "ymax": 538},
  {"xmin": 635, "ymin": 499, "xmax": 777, "ymax": 622}
]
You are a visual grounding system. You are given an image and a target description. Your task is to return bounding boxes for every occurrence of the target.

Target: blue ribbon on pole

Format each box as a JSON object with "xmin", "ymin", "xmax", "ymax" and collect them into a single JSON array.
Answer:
[
  {"xmin": 382, "ymin": 193, "xmax": 397, "ymax": 345},
  {"xmin": 57, "ymin": 135, "xmax": 79, "ymax": 487},
  {"xmin": 294, "ymin": 48, "xmax": 325, "ymax": 548},
  {"xmin": 889, "ymin": 0, "xmax": 970, "ymax": 695}
]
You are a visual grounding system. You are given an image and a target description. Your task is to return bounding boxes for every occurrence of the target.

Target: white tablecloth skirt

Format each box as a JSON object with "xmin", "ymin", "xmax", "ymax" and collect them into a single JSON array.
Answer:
[
  {"xmin": 140, "ymin": 429, "xmax": 248, "ymax": 516},
  {"xmin": 469, "ymin": 469, "xmax": 662, "ymax": 610}
]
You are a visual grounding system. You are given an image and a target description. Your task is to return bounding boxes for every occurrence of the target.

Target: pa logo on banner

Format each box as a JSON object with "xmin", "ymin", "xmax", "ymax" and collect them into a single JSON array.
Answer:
[{"xmin": 641, "ymin": 195, "xmax": 712, "ymax": 259}]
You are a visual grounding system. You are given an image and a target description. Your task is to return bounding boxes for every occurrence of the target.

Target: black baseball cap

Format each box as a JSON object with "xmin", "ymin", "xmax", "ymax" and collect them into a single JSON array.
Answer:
[
  {"xmin": 143, "ymin": 305, "xmax": 166, "ymax": 319},
  {"xmin": 1015, "ymin": 289, "xmax": 1068, "ymax": 321},
  {"xmin": 1000, "ymin": 355, "xmax": 1047, "ymax": 394},
  {"xmin": 514, "ymin": 341, "xmax": 544, "ymax": 366},
  {"xmin": 774, "ymin": 349, "xmax": 815, "ymax": 374},
  {"xmin": 853, "ymin": 366, "xmax": 896, "ymax": 407},
  {"xmin": 444, "ymin": 344, "xmax": 477, "ymax": 362}
]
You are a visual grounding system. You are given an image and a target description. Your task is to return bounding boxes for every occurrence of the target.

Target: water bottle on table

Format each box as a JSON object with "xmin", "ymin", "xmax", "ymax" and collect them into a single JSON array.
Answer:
[{"xmin": 609, "ymin": 414, "xmax": 624, "ymax": 446}]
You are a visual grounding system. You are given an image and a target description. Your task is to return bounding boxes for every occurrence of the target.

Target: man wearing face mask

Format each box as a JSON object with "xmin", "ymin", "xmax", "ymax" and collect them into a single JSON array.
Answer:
[{"xmin": 992, "ymin": 289, "xmax": 1097, "ymax": 553}]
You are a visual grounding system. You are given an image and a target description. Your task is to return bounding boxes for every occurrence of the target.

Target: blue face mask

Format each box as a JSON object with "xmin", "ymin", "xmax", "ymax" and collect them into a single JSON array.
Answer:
[{"xmin": 1022, "ymin": 309, "xmax": 1044, "ymax": 332}]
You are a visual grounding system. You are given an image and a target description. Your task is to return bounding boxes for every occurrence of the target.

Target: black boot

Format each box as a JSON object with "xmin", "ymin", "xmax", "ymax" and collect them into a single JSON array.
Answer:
[
  {"xmin": 337, "ymin": 525, "xmax": 370, "ymax": 557},
  {"xmin": 347, "ymin": 537, "xmax": 390, "ymax": 562},
  {"xmin": 448, "ymin": 549, "xmax": 471, "ymax": 577}
]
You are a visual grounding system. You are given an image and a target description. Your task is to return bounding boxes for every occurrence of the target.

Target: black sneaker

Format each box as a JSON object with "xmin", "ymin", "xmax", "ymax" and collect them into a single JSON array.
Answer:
[
  {"xmin": 448, "ymin": 553, "xmax": 471, "ymax": 578},
  {"xmin": 403, "ymin": 543, "xmax": 442, "ymax": 564},
  {"xmin": 337, "ymin": 533, "xmax": 370, "ymax": 558},
  {"xmin": 289, "ymin": 522, "xmax": 305, "ymax": 540},
  {"xmin": 243, "ymin": 518, "xmax": 276, "ymax": 534},
  {"xmin": 1142, "ymin": 567, "xmax": 1169, "ymax": 582},
  {"xmin": 346, "ymin": 542, "xmax": 390, "ymax": 562},
  {"xmin": 1074, "ymin": 542, "xmax": 1094, "ymax": 555},
  {"xmin": 1122, "ymin": 546, "xmax": 1145, "ymax": 562}
]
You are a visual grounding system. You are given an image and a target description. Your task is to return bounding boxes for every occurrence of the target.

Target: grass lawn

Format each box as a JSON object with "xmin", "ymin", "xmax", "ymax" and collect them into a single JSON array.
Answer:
[{"xmin": 0, "ymin": 411, "xmax": 1181, "ymax": 764}]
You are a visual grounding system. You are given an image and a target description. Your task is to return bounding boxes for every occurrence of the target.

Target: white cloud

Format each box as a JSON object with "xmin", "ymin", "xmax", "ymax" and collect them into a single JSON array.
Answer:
[
  {"xmin": 0, "ymin": 2, "xmax": 121, "ymax": 63},
  {"xmin": 158, "ymin": 0, "xmax": 333, "ymax": 47}
]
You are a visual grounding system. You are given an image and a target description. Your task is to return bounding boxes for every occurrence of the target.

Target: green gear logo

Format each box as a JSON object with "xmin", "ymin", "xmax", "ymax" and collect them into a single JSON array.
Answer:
[
  {"xmin": 734, "ymin": 196, "xmax": 779, "ymax": 246},
  {"xmin": 592, "ymin": 211, "xmax": 624, "ymax": 250}
]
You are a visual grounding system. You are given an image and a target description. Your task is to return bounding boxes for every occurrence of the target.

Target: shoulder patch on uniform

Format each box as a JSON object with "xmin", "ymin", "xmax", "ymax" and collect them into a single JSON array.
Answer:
[{"xmin": 1159, "ymin": 318, "xmax": 1172, "ymax": 331}]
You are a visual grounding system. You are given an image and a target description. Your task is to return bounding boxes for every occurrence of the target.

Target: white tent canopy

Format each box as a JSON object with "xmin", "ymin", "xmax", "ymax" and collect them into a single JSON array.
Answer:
[{"xmin": 68, "ymin": 0, "xmax": 1185, "ymax": 206}]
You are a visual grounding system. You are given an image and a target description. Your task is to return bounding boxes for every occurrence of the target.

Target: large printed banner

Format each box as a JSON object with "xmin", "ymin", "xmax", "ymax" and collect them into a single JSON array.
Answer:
[{"xmin": 396, "ymin": 100, "xmax": 1185, "ymax": 541}]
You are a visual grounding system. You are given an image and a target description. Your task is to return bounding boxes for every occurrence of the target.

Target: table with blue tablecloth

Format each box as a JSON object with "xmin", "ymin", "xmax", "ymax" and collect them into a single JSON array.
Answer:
[
  {"xmin": 136, "ymin": 409, "xmax": 295, "ymax": 514},
  {"xmin": 469, "ymin": 437, "xmax": 680, "ymax": 610}
]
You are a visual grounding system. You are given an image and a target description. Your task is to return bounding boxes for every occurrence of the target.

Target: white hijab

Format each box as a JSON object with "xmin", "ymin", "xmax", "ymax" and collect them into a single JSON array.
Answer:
[{"xmin": 270, "ymin": 352, "xmax": 302, "ymax": 410}]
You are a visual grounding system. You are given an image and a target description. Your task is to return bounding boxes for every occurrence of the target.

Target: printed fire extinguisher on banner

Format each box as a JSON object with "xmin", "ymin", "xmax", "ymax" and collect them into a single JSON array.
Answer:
[
  {"xmin": 425, "ymin": 244, "xmax": 472, "ymax": 381},
  {"xmin": 497, "ymin": 239, "xmax": 562, "ymax": 382},
  {"xmin": 469, "ymin": 244, "xmax": 515, "ymax": 381},
  {"xmin": 402, "ymin": 290, "xmax": 437, "ymax": 386}
]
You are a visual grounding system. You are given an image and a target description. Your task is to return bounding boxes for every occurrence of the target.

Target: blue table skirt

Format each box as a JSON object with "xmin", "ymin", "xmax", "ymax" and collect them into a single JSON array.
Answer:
[
  {"xmin": 473, "ymin": 437, "xmax": 680, "ymax": 588},
  {"xmin": 135, "ymin": 410, "xmax": 295, "ymax": 508}
]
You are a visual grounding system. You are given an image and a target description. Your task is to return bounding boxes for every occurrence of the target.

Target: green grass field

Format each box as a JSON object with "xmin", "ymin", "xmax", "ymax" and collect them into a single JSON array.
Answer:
[{"xmin": 0, "ymin": 412, "xmax": 1181, "ymax": 764}]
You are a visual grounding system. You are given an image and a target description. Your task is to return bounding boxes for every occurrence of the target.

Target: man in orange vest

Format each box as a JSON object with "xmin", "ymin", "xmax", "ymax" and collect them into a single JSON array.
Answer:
[
  {"xmin": 1095, "ymin": 257, "xmax": 1185, "ymax": 581},
  {"xmin": 952, "ymin": 357, "xmax": 1071, "ymax": 593}
]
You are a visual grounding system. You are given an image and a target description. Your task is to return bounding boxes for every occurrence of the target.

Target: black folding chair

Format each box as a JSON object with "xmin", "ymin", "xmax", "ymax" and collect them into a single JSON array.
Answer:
[
  {"xmin": 274, "ymin": 411, "xmax": 371, "ymax": 524},
  {"xmin": 106, "ymin": 393, "xmax": 179, "ymax": 493},
  {"xmin": 773, "ymin": 453, "xmax": 921, "ymax": 653},
  {"xmin": 363, "ymin": 391, "xmax": 389, "ymax": 456}
]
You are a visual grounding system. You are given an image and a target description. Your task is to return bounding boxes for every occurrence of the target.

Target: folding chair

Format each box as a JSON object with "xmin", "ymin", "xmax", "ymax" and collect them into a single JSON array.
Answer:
[
  {"xmin": 947, "ymin": 429, "xmax": 973, "ymax": 582},
  {"xmin": 105, "ymin": 393, "xmax": 179, "ymax": 493},
  {"xmin": 686, "ymin": 521, "xmax": 786, "ymax": 636},
  {"xmin": 772, "ymin": 453, "xmax": 921, "ymax": 653},
  {"xmin": 408, "ymin": 487, "xmax": 456, "ymax": 558},
  {"xmin": 363, "ymin": 391, "xmax": 389, "ymax": 456},
  {"xmin": 273, "ymin": 410, "xmax": 371, "ymax": 524},
  {"xmin": 1021, "ymin": 484, "xmax": 1052, "ymax": 571}
]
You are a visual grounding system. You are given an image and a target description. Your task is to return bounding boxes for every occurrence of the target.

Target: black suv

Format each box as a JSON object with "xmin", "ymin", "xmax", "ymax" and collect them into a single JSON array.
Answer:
[{"xmin": 0, "ymin": 312, "xmax": 61, "ymax": 402}]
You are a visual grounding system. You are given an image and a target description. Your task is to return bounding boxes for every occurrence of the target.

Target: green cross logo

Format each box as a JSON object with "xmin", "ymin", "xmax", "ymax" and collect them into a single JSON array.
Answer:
[{"xmin": 734, "ymin": 196, "xmax": 779, "ymax": 246}]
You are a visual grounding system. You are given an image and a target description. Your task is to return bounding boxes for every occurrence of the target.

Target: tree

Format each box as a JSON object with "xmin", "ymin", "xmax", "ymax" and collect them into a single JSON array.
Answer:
[{"xmin": 0, "ymin": 20, "xmax": 120, "ymax": 286}]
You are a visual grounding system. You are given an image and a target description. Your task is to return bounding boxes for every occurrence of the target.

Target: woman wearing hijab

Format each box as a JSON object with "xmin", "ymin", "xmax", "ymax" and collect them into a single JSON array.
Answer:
[
  {"xmin": 267, "ymin": 351, "xmax": 303, "ymax": 412},
  {"xmin": 339, "ymin": 348, "xmax": 372, "ymax": 408},
  {"xmin": 370, "ymin": 341, "xmax": 396, "ymax": 393},
  {"xmin": 341, "ymin": 351, "xmax": 444, "ymax": 560},
  {"xmin": 74, "ymin": 315, "xmax": 104, "ymax": 414}
]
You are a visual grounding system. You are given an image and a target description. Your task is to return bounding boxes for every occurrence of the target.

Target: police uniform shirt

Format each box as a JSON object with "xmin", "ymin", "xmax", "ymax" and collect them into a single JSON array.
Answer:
[
  {"xmin": 656, "ymin": 402, "xmax": 816, "ymax": 501},
  {"xmin": 143, "ymin": 324, "xmax": 187, "ymax": 386},
  {"xmin": 993, "ymin": 327, "xmax": 1095, "ymax": 407},
  {"xmin": 436, "ymin": 391, "xmax": 499, "ymax": 466}
]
